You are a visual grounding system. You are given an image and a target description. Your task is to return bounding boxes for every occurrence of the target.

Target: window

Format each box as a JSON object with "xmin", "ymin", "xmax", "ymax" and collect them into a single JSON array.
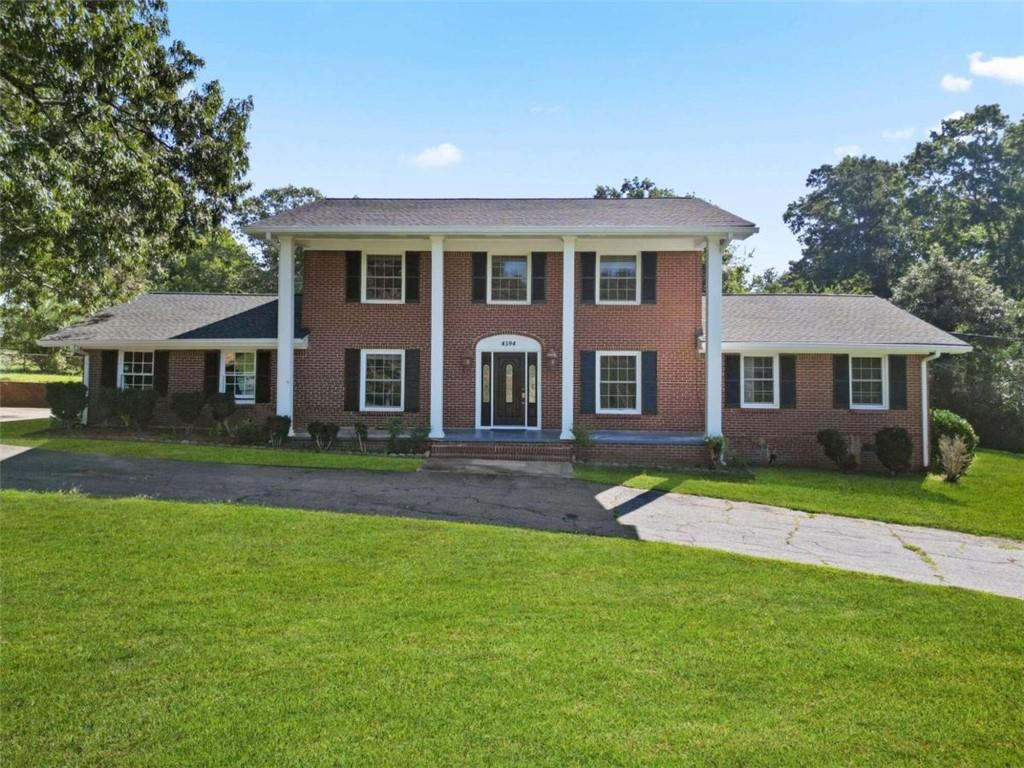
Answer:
[
  {"xmin": 741, "ymin": 355, "xmax": 778, "ymax": 408},
  {"xmin": 223, "ymin": 351, "xmax": 257, "ymax": 403},
  {"xmin": 120, "ymin": 351, "xmax": 154, "ymax": 390},
  {"xmin": 598, "ymin": 254, "xmax": 639, "ymax": 303},
  {"xmin": 596, "ymin": 352, "xmax": 640, "ymax": 414},
  {"xmin": 850, "ymin": 356, "xmax": 887, "ymax": 409},
  {"xmin": 361, "ymin": 350, "xmax": 404, "ymax": 411},
  {"xmin": 363, "ymin": 254, "xmax": 404, "ymax": 302},
  {"xmin": 488, "ymin": 255, "xmax": 529, "ymax": 303}
]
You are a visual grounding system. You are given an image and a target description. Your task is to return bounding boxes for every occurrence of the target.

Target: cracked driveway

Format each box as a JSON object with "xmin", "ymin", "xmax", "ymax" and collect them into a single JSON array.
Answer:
[{"xmin": 3, "ymin": 448, "xmax": 1022, "ymax": 599}]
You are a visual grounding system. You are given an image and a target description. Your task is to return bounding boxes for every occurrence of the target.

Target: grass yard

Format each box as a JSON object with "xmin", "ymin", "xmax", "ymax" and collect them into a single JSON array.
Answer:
[
  {"xmin": 2, "ymin": 490, "xmax": 1021, "ymax": 766},
  {"xmin": 577, "ymin": 448, "xmax": 1024, "ymax": 541},
  {"xmin": 0, "ymin": 371, "xmax": 81, "ymax": 383},
  {"xmin": 0, "ymin": 419, "xmax": 421, "ymax": 472}
]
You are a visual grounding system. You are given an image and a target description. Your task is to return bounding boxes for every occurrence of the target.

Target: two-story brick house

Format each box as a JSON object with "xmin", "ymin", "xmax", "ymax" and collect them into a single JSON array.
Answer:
[{"xmin": 40, "ymin": 198, "xmax": 971, "ymax": 467}]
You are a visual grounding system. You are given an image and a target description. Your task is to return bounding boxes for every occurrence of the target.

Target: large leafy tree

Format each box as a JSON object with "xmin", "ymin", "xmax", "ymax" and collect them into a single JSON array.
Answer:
[
  {"xmin": 0, "ymin": 0, "xmax": 252, "ymax": 319},
  {"xmin": 234, "ymin": 185, "xmax": 323, "ymax": 291},
  {"xmin": 153, "ymin": 228, "xmax": 262, "ymax": 294},
  {"xmin": 594, "ymin": 177, "xmax": 676, "ymax": 199},
  {"xmin": 783, "ymin": 156, "xmax": 913, "ymax": 297}
]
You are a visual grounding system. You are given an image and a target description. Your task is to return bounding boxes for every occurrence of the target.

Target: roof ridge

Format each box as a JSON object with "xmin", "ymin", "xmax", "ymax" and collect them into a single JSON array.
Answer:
[
  {"xmin": 144, "ymin": 291, "xmax": 279, "ymax": 297},
  {"xmin": 317, "ymin": 196, "xmax": 705, "ymax": 202},
  {"xmin": 725, "ymin": 293, "xmax": 883, "ymax": 298}
]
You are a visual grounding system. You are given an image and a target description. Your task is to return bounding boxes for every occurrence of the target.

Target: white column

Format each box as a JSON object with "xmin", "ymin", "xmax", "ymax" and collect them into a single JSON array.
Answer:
[
  {"xmin": 276, "ymin": 235, "xmax": 295, "ymax": 424},
  {"xmin": 560, "ymin": 236, "xmax": 576, "ymax": 440},
  {"xmin": 920, "ymin": 353, "xmax": 940, "ymax": 468},
  {"xmin": 705, "ymin": 236, "xmax": 723, "ymax": 436},
  {"xmin": 81, "ymin": 351, "xmax": 90, "ymax": 425},
  {"xmin": 429, "ymin": 235, "xmax": 445, "ymax": 439}
]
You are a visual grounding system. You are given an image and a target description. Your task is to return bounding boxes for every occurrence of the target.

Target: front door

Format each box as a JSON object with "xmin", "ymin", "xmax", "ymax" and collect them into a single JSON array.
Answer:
[{"xmin": 492, "ymin": 352, "xmax": 525, "ymax": 426}]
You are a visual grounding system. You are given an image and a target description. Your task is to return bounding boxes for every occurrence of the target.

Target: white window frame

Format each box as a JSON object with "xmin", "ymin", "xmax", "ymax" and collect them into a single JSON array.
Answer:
[
  {"xmin": 596, "ymin": 253, "xmax": 641, "ymax": 305},
  {"xmin": 486, "ymin": 253, "xmax": 531, "ymax": 305},
  {"xmin": 595, "ymin": 350, "xmax": 642, "ymax": 415},
  {"xmin": 220, "ymin": 350, "xmax": 258, "ymax": 404},
  {"xmin": 849, "ymin": 355, "xmax": 888, "ymax": 410},
  {"xmin": 116, "ymin": 350, "xmax": 155, "ymax": 390},
  {"xmin": 740, "ymin": 353, "xmax": 779, "ymax": 409},
  {"xmin": 360, "ymin": 349, "xmax": 405, "ymax": 412},
  {"xmin": 362, "ymin": 253, "xmax": 405, "ymax": 305}
]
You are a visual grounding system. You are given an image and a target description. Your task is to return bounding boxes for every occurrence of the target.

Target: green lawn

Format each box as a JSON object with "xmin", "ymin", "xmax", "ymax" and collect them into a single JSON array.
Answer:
[
  {"xmin": 577, "ymin": 448, "xmax": 1024, "ymax": 541},
  {"xmin": 2, "ymin": 490, "xmax": 1021, "ymax": 766},
  {"xmin": 0, "ymin": 371, "xmax": 80, "ymax": 383},
  {"xmin": 0, "ymin": 418, "xmax": 421, "ymax": 472}
]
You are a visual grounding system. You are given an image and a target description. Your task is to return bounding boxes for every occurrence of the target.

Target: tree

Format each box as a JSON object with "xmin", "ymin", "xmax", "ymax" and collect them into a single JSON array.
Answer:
[
  {"xmin": 594, "ymin": 177, "xmax": 676, "ymax": 199},
  {"xmin": 153, "ymin": 228, "xmax": 262, "ymax": 294},
  {"xmin": 234, "ymin": 186, "xmax": 323, "ymax": 291},
  {"xmin": 0, "ymin": 0, "xmax": 252, "ymax": 318},
  {"xmin": 783, "ymin": 156, "xmax": 913, "ymax": 297},
  {"xmin": 905, "ymin": 105, "xmax": 1024, "ymax": 300}
]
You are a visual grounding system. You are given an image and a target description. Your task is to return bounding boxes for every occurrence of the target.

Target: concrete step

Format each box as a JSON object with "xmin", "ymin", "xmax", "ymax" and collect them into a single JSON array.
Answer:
[
  {"xmin": 430, "ymin": 441, "xmax": 573, "ymax": 461},
  {"xmin": 422, "ymin": 458, "xmax": 573, "ymax": 478}
]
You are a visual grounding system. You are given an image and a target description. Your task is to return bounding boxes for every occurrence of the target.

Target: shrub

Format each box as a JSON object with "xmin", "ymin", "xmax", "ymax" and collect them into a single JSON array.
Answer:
[
  {"xmin": 207, "ymin": 393, "xmax": 236, "ymax": 435},
  {"xmin": 353, "ymin": 421, "xmax": 368, "ymax": 453},
  {"xmin": 930, "ymin": 409, "xmax": 978, "ymax": 469},
  {"xmin": 234, "ymin": 418, "xmax": 265, "ymax": 445},
  {"xmin": 386, "ymin": 417, "xmax": 404, "ymax": 454},
  {"xmin": 938, "ymin": 435, "xmax": 971, "ymax": 482},
  {"xmin": 307, "ymin": 421, "xmax": 339, "ymax": 452},
  {"xmin": 123, "ymin": 389, "xmax": 158, "ymax": 431},
  {"xmin": 99, "ymin": 387, "xmax": 132, "ymax": 428},
  {"xmin": 405, "ymin": 426, "xmax": 431, "ymax": 454},
  {"xmin": 170, "ymin": 392, "xmax": 206, "ymax": 433},
  {"xmin": 571, "ymin": 424, "xmax": 593, "ymax": 451},
  {"xmin": 267, "ymin": 415, "xmax": 291, "ymax": 447},
  {"xmin": 874, "ymin": 426, "xmax": 914, "ymax": 475},
  {"xmin": 817, "ymin": 428, "xmax": 857, "ymax": 471},
  {"xmin": 45, "ymin": 382, "xmax": 89, "ymax": 429},
  {"xmin": 704, "ymin": 434, "xmax": 727, "ymax": 468}
]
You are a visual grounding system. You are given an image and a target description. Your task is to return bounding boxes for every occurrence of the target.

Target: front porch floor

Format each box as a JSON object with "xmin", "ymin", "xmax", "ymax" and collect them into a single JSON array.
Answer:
[{"xmin": 441, "ymin": 428, "xmax": 705, "ymax": 446}]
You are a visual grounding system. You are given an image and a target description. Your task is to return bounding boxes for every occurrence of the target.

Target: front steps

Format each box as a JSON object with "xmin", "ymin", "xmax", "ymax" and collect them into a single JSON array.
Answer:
[{"xmin": 429, "ymin": 441, "xmax": 573, "ymax": 462}]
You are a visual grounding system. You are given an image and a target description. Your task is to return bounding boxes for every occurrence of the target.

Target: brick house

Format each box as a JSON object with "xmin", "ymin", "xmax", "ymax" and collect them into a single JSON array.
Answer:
[{"xmin": 40, "ymin": 198, "xmax": 970, "ymax": 467}]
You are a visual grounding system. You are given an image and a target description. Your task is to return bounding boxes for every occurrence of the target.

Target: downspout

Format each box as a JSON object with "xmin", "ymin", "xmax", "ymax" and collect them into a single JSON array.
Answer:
[{"xmin": 920, "ymin": 352, "xmax": 941, "ymax": 469}]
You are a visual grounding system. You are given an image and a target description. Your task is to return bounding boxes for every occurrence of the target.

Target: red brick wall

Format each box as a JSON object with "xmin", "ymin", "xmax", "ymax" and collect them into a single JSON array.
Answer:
[
  {"xmin": 442, "ymin": 252, "xmax": 563, "ymax": 429},
  {"xmin": 295, "ymin": 250, "xmax": 431, "ymax": 430},
  {"xmin": 574, "ymin": 251, "xmax": 706, "ymax": 431},
  {"xmin": 722, "ymin": 353, "xmax": 925, "ymax": 468}
]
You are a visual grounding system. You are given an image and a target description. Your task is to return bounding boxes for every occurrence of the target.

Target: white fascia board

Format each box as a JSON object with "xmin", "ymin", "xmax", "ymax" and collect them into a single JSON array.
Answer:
[
  {"xmin": 716, "ymin": 341, "xmax": 972, "ymax": 355},
  {"xmin": 40, "ymin": 337, "xmax": 310, "ymax": 351},
  {"xmin": 242, "ymin": 224, "xmax": 758, "ymax": 239}
]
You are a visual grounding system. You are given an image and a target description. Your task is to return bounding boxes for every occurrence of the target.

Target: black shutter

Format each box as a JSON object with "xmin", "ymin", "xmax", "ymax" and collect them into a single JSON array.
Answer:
[
  {"xmin": 153, "ymin": 351, "xmax": 169, "ymax": 396},
  {"xmin": 344, "ymin": 348, "xmax": 361, "ymax": 411},
  {"xmin": 405, "ymin": 252, "xmax": 420, "ymax": 303},
  {"xmin": 641, "ymin": 351, "xmax": 657, "ymax": 414},
  {"xmin": 531, "ymin": 252, "xmax": 546, "ymax": 303},
  {"xmin": 404, "ymin": 349, "xmax": 420, "ymax": 412},
  {"xmin": 833, "ymin": 354, "xmax": 850, "ymax": 409},
  {"xmin": 203, "ymin": 351, "xmax": 220, "ymax": 394},
  {"xmin": 101, "ymin": 350, "xmax": 118, "ymax": 388},
  {"xmin": 471, "ymin": 252, "xmax": 487, "ymax": 303},
  {"xmin": 345, "ymin": 251, "xmax": 361, "ymax": 302},
  {"xmin": 255, "ymin": 350, "xmax": 271, "ymax": 404},
  {"xmin": 580, "ymin": 351, "xmax": 596, "ymax": 414},
  {"xmin": 889, "ymin": 355, "xmax": 907, "ymax": 410},
  {"xmin": 641, "ymin": 252, "xmax": 657, "ymax": 304},
  {"xmin": 779, "ymin": 354, "xmax": 797, "ymax": 409},
  {"xmin": 724, "ymin": 354, "xmax": 741, "ymax": 408},
  {"xmin": 580, "ymin": 252, "xmax": 596, "ymax": 303}
]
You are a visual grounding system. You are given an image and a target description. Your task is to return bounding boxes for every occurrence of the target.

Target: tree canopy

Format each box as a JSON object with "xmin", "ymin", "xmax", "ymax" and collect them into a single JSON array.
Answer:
[{"xmin": 594, "ymin": 177, "xmax": 676, "ymax": 199}]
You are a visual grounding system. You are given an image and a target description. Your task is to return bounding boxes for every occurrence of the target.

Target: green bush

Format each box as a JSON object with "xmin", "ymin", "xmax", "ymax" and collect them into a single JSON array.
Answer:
[
  {"xmin": 386, "ymin": 417, "xmax": 404, "ymax": 454},
  {"xmin": 267, "ymin": 415, "xmax": 291, "ymax": 447},
  {"xmin": 572, "ymin": 424, "xmax": 593, "ymax": 450},
  {"xmin": 308, "ymin": 421, "xmax": 340, "ymax": 452},
  {"xmin": 930, "ymin": 409, "xmax": 978, "ymax": 468},
  {"xmin": 405, "ymin": 426, "xmax": 431, "ymax": 454},
  {"xmin": 938, "ymin": 435, "xmax": 972, "ymax": 483},
  {"xmin": 234, "ymin": 418, "xmax": 265, "ymax": 445},
  {"xmin": 703, "ymin": 434, "xmax": 727, "ymax": 469},
  {"xmin": 170, "ymin": 392, "xmax": 206, "ymax": 433},
  {"xmin": 45, "ymin": 382, "xmax": 89, "ymax": 429},
  {"xmin": 353, "ymin": 421, "xmax": 368, "ymax": 453},
  {"xmin": 123, "ymin": 389, "xmax": 158, "ymax": 431},
  {"xmin": 874, "ymin": 426, "xmax": 914, "ymax": 475},
  {"xmin": 816, "ymin": 428, "xmax": 857, "ymax": 471},
  {"xmin": 99, "ymin": 387, "xmax": 131, "ymax": 427},
  {"xmin": 207, "ymin": 393, "xmax": 236, "ymax": 435}
]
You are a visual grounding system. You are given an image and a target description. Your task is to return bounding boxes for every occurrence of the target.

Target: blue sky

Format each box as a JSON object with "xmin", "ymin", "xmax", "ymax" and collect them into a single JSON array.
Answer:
[{"xmin": 168, "ymin": 2, "xmax": 1023, "ymax": 273}]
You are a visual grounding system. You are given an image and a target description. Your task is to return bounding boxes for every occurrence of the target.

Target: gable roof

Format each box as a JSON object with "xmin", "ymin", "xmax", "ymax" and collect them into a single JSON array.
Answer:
[
  {"xmin": 244, "ymin": 197, "xmax": 756, "ymax": 235},
  {"xmin": 38, "ymin": 293, "xmax": 306, "ymax": 348},
  {"xmin": 722, "ymin": 294, "xmax": 971, "ymax": 351}
]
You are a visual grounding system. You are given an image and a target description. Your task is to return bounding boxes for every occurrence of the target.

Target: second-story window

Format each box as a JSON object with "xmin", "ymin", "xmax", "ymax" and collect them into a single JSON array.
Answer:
[
  {"xmin": 489, "ymin": 255, "xmax": 529, "ymax": 303},
  {"xmin": 598, "ymin": 255, "xmax": 639, "ymax": 303},
  {"xmin": 363, "ymin": 254, "xmax": 404, "ymax": 303}
]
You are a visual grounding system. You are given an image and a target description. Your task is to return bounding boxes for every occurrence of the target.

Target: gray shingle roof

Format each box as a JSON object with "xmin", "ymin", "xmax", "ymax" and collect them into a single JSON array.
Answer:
[
  {"xmin": 38, "ymin": 293, "xmax": 305, "ymax": 346},
  {"xmin": 246, "ymin": 197, "xmax": 756, "ymax": 232},
  {"xmin": 722, "ymin": 294, "xmax": 970, "ymax": 349}
]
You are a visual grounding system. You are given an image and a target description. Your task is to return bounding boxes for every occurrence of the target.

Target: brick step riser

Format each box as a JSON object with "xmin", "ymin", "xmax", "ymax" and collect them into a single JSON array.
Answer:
[{"xmin": 430, "ymin": 443, "xmax": 573, "ymax": 461}]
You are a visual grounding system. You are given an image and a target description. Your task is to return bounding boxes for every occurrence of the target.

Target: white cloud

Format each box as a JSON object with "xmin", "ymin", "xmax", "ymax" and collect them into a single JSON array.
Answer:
[
  {"xmin": 927, "ymin": 110, "xmax": 967, "ymax": 136},
  {"xmin": 410, "ymin": 143, "xmax": 463, "ymax": 169},
  {"xmin": 881, "ymin": 127, "xmax": 914, "ymax": 141},
  {"xmin": 940, "ymin": 74, "xmax": 972, "ymax": 92},
  {"xmin": 833, "ymin": 144, "xmax": 861, "ymax": 159},
  {"xmin": 968, "ymin": 51, "xmax": 1024, "ymax": 85}
]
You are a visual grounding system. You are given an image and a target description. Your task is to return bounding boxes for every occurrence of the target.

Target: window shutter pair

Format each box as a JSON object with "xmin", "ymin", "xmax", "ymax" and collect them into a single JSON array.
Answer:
[
  {"xmin": 724, "ymin": 353, "xmax": 796, "ymax": 408},
  {"xmin": 580, "ymin": 252, "xmax": 657, "ymax": 303},
  {"xmin": 345, "ymin": 251, "xmax": 419, "ymax": 303},
  {"xmin": 831, "ymin": 354, "xmax": 907, "ymax": 409},
  {"xmin": 578, "ymin": 350, "xmax": 657, "ymax": 414},
  {"xmin": 344, "ymin": 348, "xmax": 420, "ymax": 412}
]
